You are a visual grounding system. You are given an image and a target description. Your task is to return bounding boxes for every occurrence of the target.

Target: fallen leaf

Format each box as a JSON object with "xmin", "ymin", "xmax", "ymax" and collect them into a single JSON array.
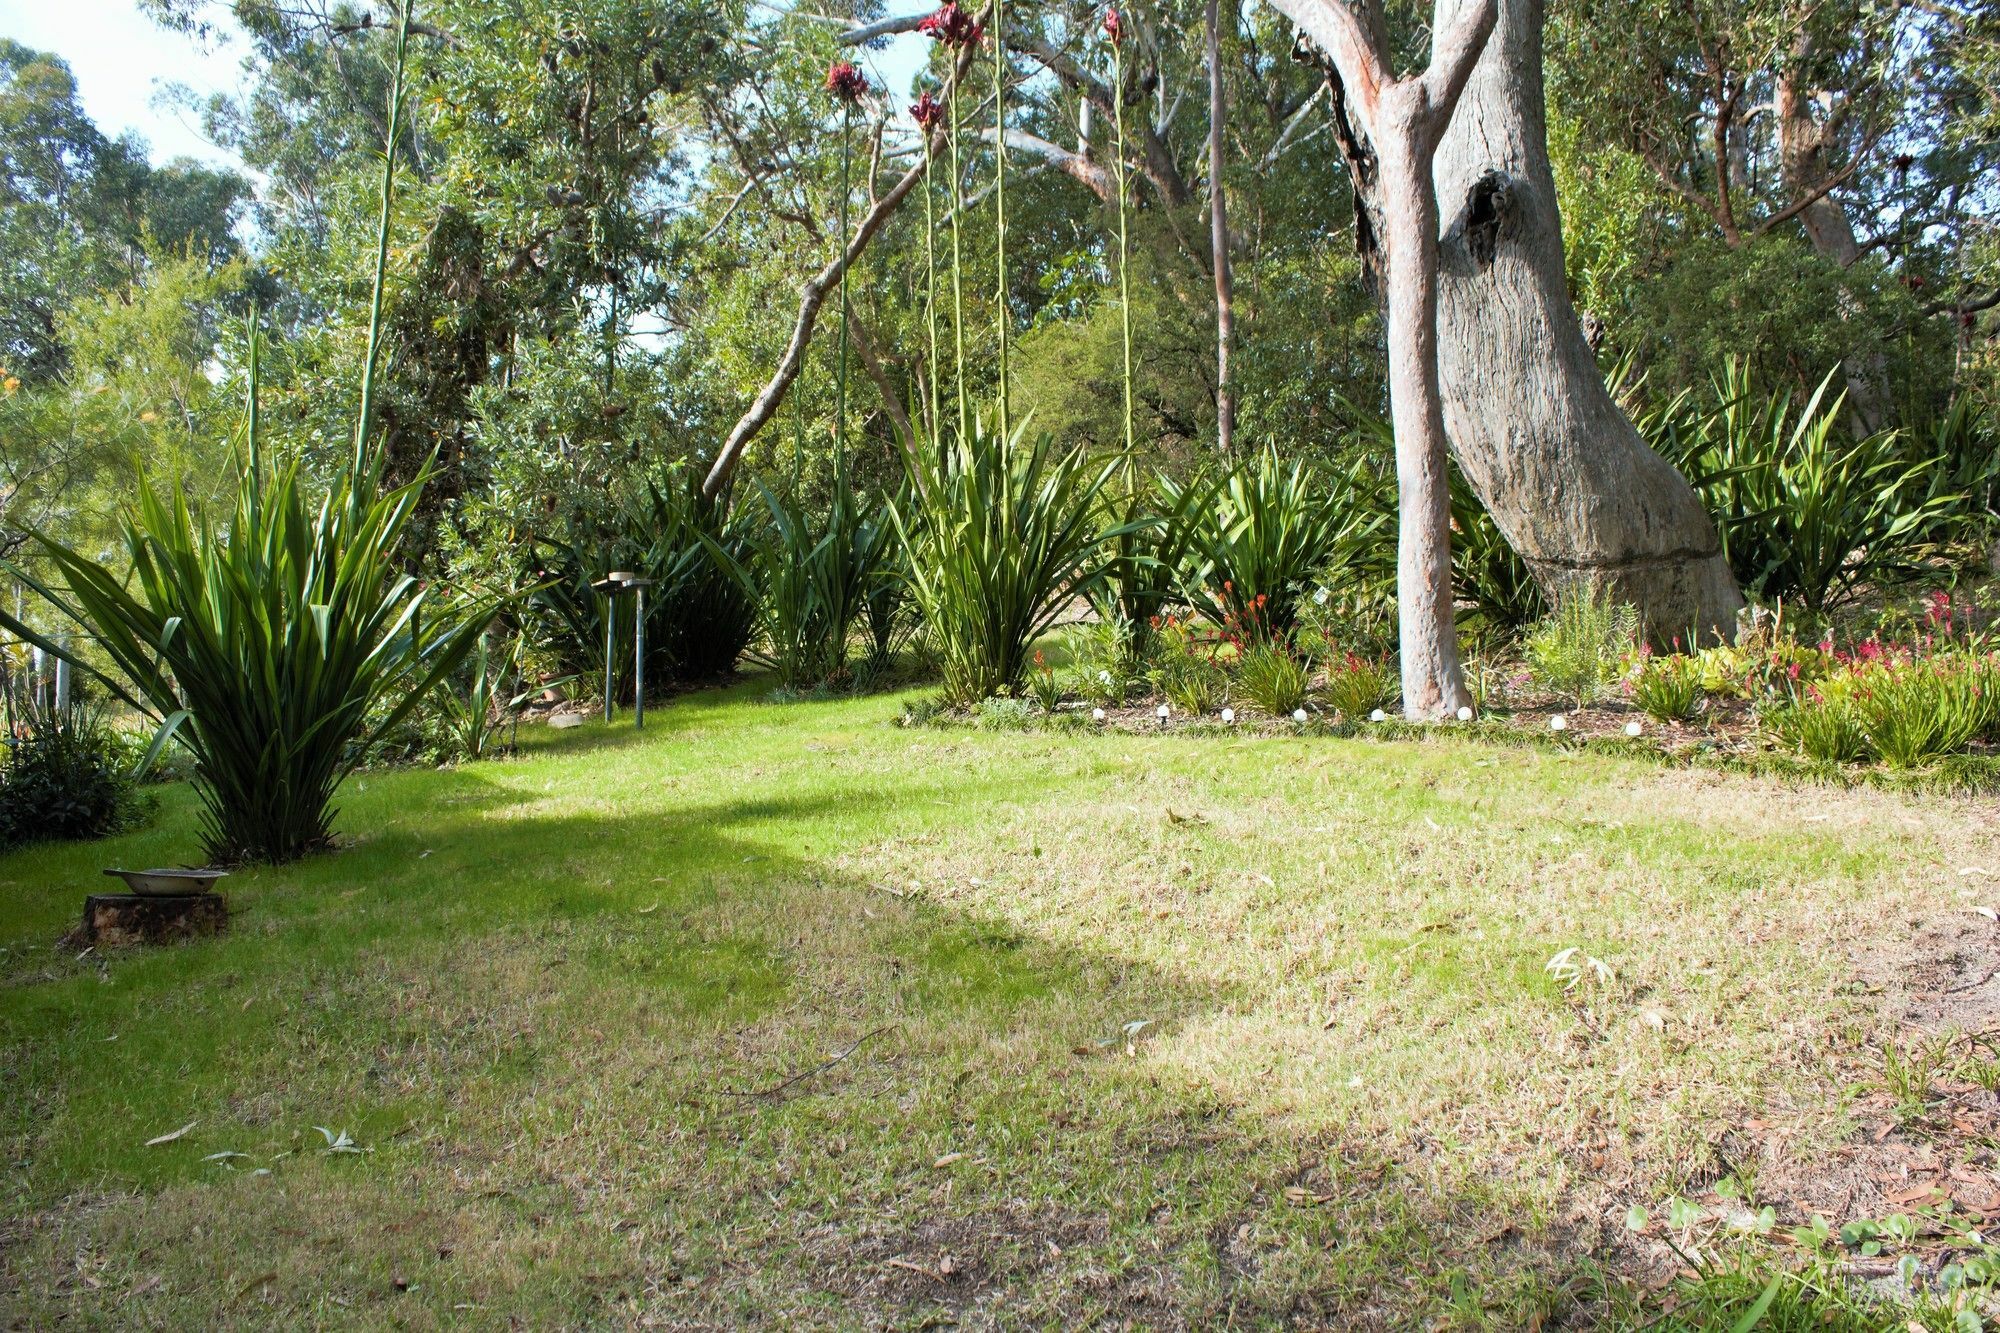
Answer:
[
  {"xmin": 1885, "ymin": 1181, "xmax": 1944, "ymax": 1205},
  {"xmin": 932, "ymin": 1152, "xmax": 965, "ymax": 1169},
  {"xmin": 145, "ymin": 1120, "xmax": 198, "ymax": 1147}
]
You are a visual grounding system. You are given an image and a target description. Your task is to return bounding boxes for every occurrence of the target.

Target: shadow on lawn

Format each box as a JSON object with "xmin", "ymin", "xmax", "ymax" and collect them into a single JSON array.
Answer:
[{"xmin": 0, "ymin": 739, "xmax": 1603, "ymax": 1329}]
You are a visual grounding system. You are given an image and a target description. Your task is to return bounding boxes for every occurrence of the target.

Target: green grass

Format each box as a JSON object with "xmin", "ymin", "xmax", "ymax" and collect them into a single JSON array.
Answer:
[{"xmin": 1, "ymin": 677, "xmax": 1990, "ymax": 1327}]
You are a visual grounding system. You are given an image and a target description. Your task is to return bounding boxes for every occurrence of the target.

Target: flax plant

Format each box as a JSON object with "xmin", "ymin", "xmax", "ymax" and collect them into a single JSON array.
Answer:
[{"xmin": 0, "ymin": 1, "xmax": 499, "ymax": 863}]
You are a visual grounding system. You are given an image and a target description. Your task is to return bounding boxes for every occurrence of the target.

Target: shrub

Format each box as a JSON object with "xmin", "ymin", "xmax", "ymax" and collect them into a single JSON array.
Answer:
[
  {"xmin": 530, "ymin": 467, "xmax": 760, "ymax": 696},
  {"xmin": 1236, "ymin": 642, "xmax": 1312, "ymax": 716},
  {"xmin": 1764, "ymin": 696, "xmax": 1870, "ymax": 765},
  {"xmin": 1064, "ymin": 621, "xmax": 1144, "ymax": 706},
  {"xmin": 2, "ymin": 464, "xmax": 497, "ymax": 863},
  {"xmin": 1627, "ymin": 651, "xmax": 1705, "ymax": 722},
  {"xmin": 1183, "ymin": 446, "xmax": 1385, "ymax": 641},
  {"xmin": 1094, "ymin": 468, "xmax": 1207, "ymax": 660},
  {"xmin": 1847, "ymin": 654, "xmax": 2000, "ymax": 768},
  {"xmin": 1322, "ymin": 652, "xmax": 1398, "ymax": 719},
  {"xmin": 1525, "ymin": 588, "xmax": 1639, "ymax": 707},
  {"xmin": 973, "ymin": 696, "xmax": 1036, "ymax": 731},
  {"xmin": 0, "ymin": 697, "xmax": 143, "ymax": 851},
  {"xmin": 1026, "ymin": 650, "xmax": 1063, "ymax": 713},
  {"xmin": 894, "ymin": 415, "xmax": 1118, "ymax": 704},
  {"xmin": 1646, "ymin": 359, "xmax": 1962, "ymax": 610},
  {"xmin": 710, "ymin": 460, "xmax": 886, "ymax": 691}
]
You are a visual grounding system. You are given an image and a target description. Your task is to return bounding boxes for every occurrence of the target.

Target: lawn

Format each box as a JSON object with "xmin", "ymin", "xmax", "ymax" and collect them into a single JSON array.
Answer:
[{"xmin": 2, "ymin": 679, "xmax": 1994, "ymax": 1328}]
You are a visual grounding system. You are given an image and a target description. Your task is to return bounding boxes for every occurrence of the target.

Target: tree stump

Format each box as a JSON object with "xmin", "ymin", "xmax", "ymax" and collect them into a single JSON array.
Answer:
[{"xmin": 80, "ymin": 894, "xmax": 228, "ymax": 949}]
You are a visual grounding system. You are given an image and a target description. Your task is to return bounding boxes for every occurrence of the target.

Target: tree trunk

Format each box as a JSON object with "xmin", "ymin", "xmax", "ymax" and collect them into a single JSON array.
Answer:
[
  {"xmin": 1378, "ymin": 91, "xmax": 1471, "ymax": 719},
  {"xmin": 1206, "ymin": 0, "xmax": 1238, "ymax": 455},
  {"xmin": 1775, "ymin": 45, "xmax": 1891, "ymax": 432},
  {"xmin": 1428, "ymin": 0, "xmax": 1743, "ymax": 640},
  {"xmin": 1271, "ymin": 0, "xmax": 1491, "ymax": 717}
]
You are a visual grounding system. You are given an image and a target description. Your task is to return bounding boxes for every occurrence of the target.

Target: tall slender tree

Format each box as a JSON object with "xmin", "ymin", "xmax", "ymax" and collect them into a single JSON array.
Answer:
[
  {"xmin": 1272, "ymin": 0, "xmax": 1497, "ymax": 719},
  {"xmin": 1205, "ymin": 0, "xmax": 1237, "ymax": 455}
]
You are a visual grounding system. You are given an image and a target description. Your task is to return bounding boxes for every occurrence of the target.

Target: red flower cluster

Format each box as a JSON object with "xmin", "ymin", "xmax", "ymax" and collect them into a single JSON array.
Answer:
[
  {"xmin": 910, "ymin": 90, "xmax": 945, "ymax": 130},
  {"xmin": 1102, "ymin": 8, "xmax": 1123, "ymax": 45},
  {"xmin": 824, "ymin": 61, "xmax": 869, "ymax": 101},
  {"xmin": 1216, "ymin": 583, "xmax": 1274, "ymax": 653},
  {"xmin": 918, "ymin": 2, "xmax": 984, "ymax": 48}
]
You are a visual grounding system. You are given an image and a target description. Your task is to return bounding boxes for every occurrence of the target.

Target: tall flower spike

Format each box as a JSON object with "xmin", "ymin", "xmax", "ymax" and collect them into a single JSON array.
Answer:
[
  {"xmin": 911, "ymin": 90, "xmax": 945, "ymax": 131},
  {"xmin": 1103, "ymin": 8, "xmax": 1122, "ymax": 45},
  {"xmin": 919, "ymin": 2, "xmax": 983, "ymax": 48},
  {"xmin": 825, "ymin": 61, "xmax": 868, "ymax": 101}
]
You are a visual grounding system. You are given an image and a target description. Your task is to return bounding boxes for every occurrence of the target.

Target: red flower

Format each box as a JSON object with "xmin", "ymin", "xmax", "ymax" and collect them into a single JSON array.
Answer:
[
  {"xmin": 1102, "ymin": 7, "xmax": 1123, "ymax": 45},
  {"xmin": 918, "ymin": 3, "xmax": 984, "ymax": 48},
  {"xmin": 910, "ymin": 90, "xmax": 945, "ymax": 130},
  {"xmin": 825, "ymin": 61, "xmax": 868, "ymax": 102}
]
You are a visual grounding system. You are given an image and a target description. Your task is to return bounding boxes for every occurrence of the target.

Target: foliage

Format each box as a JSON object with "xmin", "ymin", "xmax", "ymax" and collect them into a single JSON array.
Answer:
[
  {"xmin": 1235, "ymin": 642, "xmax": 1312, "ymax": 716},
  {"xmin": 892, "ymin": 414, "xmax": 1118, "ymax": 704},
  {"xmin": 0, "ymin": 691, "xmax": 142, "ymax": 851},
  {"xmin": 1763, "ymin": 694, "xmax": 1870, "ymax": 765},
  {"xmin": 1147, "ymin": 616, "xmax": 1230, "ymax": 715},
  {"xmin": 431, "ymin": 634, "xmax": 544, "ymax": 764},
  {"xmin": 527, "ymin": 467, "xmax": 759, "ymax": 698},
  {"xmin": 0, "ymin": 462, "xmax": 496, "ymax": 862},
  {"xmin": 714, "ymin": 460, "xmax": 885, "ymax": 691},
  {"xmin": 1642, "ymin": 361, "xmax": 1965, "ymax": 610},
  {"xmin": 1843, "ymin": 653, "xmax": 2000, "ymax": 768},
  {"xmin": 1524, "ymin": 588, "xmax": 1639, "ymax": 707},
  {"xmin": 1066, "ymin": 620, "xmax": 1146, "ymax": 707},
  {"xmin": 1093, "ymin": 467, "xmax": 1208, "ymax": 661},
  {"xmin": 1183, "ymin": 446, "xmax": 1385, "ymax": 640},
  {"xmin": 1025, "ymin": 650, "xmax": 1063, "ymax": 713},
  {"xmin": 1625, "ymin": 650, "xmax": 1705, "ymax": 723},
  {"xmin": 1322, "ymin": 652, "xmax": 1399, "ymax": 720}
]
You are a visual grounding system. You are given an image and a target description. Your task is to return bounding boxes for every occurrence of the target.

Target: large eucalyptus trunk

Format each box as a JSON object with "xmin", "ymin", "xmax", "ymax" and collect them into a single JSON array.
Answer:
[{"xmin": 1428, "ymin": 0, "xmax": 1743, "ymax": 639}]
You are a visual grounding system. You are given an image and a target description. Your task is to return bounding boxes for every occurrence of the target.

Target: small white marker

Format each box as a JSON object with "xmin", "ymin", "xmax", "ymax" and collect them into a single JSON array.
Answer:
[
  {"xmin": 1369, "ymin": 708, "xmax": 1387, "ymax": 723},
  {"xmin": 1092, "ymin": 707, "xmax": 1106, "ymax": 722},
  {"xmin": 1550, "ymin": 714, "xmax": 1568, "ymax": 732},
  {"xmin": 1156, "ymin": 704, "xmax": 1170, "ymax": 723},
  {"xmin": 1624, "ymin": 720, "xmax": 1643, "ymax": 737},
  {"xmin": 1292, "ymin": 708, "xmax": 1308, "ymax": 723},
  {"xmin": 1220, "ymin": 707, "xmax": 1235, "ymax": 724},
  {"xmin": 1456, "ymin": 705, "xmax": 1474, "ymax": 721}
]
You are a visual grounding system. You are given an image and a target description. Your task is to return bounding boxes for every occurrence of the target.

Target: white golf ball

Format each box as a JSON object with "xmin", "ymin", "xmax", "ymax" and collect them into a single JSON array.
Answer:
[
  {"xmin": 1624, "ymin": 720, "xmax": 1643, "ymax": 737},
  {"xmin": 1292, "ymin": 708, "xmax": 1308, "ymax": 723},
  {"xmin": 1092, "ymin": 707, "xmax": 1105, "ymax": 722},
  {"xmin": 1220, "ymin": 708, "xmax": 1235, "ymax": 724},
  {"xmin": 1456, "ymin": 705, "xmax": 1474, "ymax": 721},
  {"xmin": 1550, "ymin": 714, "xmax": 1568, "ymax": 732},
  {"xmin": 1369, "ymin": 709, "xmax": 1387, "ymax": 723}
]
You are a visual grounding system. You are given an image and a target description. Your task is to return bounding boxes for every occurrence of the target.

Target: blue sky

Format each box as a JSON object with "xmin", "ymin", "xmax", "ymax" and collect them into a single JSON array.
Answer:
[
  {"xmin": 1, "ymin": 0, "xmax": 944, "ymax": 176},
  {"xmin": 0, "ymin": 0, "xmax": 251, "ymax": 168}
]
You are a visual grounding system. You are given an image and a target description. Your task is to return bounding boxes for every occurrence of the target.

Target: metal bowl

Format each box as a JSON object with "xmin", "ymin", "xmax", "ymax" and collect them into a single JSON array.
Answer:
[{"xmin": 103, "ymin": 868, "xmax": 229, "ymax": 897}]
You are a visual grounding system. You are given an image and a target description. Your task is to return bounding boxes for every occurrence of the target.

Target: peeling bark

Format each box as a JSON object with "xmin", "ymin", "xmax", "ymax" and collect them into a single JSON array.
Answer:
[{"xmin": 1427, "ymin": 0, "xmax": 1743, "ymax": 639}]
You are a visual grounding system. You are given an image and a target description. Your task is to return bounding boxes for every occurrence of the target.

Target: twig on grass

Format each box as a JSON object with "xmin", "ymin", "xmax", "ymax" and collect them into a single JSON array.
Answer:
[
  {"xmin": 723, "ymin": 1026, "xmax": 893, "ymax": 1100},
  {"xmin": 1946, "ymin": 962, "xmax": 2000, "ymax": 995}
]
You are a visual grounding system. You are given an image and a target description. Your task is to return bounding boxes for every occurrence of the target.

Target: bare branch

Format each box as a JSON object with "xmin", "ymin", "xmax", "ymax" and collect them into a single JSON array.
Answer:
[
  {"xmin": 702, "ymin": 5, "xmax": 994, "ymax": 498},
  {"xmin": 1265, "ymin": 0, "xmax": 1391, "ymax": 136}
]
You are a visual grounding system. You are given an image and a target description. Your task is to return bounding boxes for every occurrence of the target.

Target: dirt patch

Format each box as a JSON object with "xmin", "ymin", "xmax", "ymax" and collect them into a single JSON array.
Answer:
[
  {"xmin": 1857, "ymin": 910, "xmax": 2000, "ymax": 1032},
  {"xmin": 796, "ymin": 1202, "xmax": 1131, "ymax": 1326}
]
